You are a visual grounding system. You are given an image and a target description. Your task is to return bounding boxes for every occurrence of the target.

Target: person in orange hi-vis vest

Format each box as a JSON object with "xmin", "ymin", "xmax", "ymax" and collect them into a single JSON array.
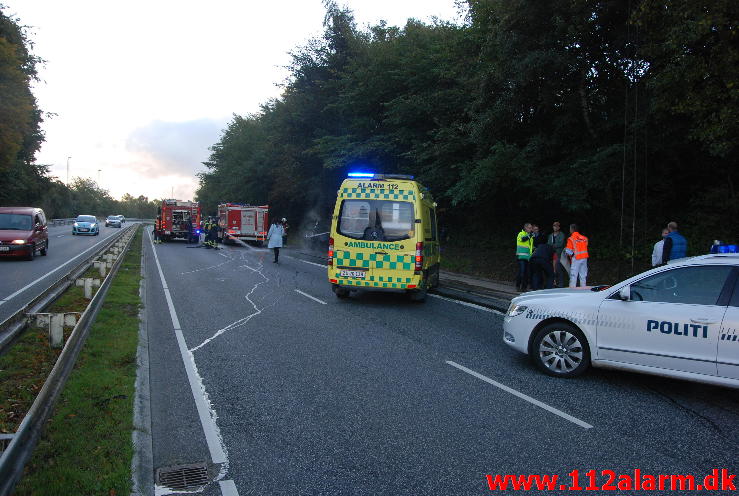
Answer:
[{"xmin": 565, "ymin": 223, "xmax": 589, "ymax": 287}]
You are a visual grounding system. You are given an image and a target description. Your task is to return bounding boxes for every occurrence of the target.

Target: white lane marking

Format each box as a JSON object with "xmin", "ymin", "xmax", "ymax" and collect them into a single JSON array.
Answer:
[
  {"xmin": 0, "ymin": 231, "xmax": 116, "ymax": 305},
  {"xmin": 147, "ymin": 229, "xmax": 229, "ymax": 469},
  {"xmin": 56, "ymin": 234, "xmax": 65, "ymax": 238},
  {"xmin": 429, "ymin": 293, "xmax": 505, "ymax": 316},
  {"xmin": 294, "ymin": 289, "xmax": 327, "ymax": 305},
  {"xmin": 446, "ymin": 361, "xmax": 593, "ymax": 429},
  {"xmin": 300, "ymin": 259, "xmax": 327, "ymax": 268},
  {"xmin": 219, "ymin": 480, "xmax": 240, "ymax": 496}
]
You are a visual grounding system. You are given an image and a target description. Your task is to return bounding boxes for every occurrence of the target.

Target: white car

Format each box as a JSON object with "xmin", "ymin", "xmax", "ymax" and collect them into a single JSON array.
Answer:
[{"xmin": 503, "ymin": 254, "xmax": 739, "ymax": 389}]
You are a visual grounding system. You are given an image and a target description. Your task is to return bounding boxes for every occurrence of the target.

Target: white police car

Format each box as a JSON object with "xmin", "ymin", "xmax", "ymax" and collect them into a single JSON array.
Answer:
[{"xmin": 503, "ymin": 254, "xmax": 739, "ymax": 389}]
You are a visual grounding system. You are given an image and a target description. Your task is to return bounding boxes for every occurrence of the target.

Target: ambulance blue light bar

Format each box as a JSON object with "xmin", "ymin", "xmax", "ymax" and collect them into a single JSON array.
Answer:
[{"xmin": 347, "ymin": 172, "xmax": 415, "ymax": 180}]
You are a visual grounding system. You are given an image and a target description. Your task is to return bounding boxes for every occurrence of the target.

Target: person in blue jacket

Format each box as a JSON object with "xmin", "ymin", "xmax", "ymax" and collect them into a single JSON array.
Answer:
[{"xmin": 661, "ymin": 221, "xmax": 688, "ymax": 263}]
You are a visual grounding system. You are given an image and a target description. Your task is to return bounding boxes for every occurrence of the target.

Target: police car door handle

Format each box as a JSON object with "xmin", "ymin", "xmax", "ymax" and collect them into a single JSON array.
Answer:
[{"xmin": 690, "ymin": 318, "xmax": 717, "ymax": 324}]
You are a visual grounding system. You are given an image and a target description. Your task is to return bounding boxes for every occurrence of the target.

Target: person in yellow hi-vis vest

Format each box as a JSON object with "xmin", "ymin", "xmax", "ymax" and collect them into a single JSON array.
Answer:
[
  {"xmin": 515, "ymin": 223, "xmax": 535, "ymax": 292},
  {"xmin": 565, "ymin": 223, "xmax": 589, "ymax": 287}
]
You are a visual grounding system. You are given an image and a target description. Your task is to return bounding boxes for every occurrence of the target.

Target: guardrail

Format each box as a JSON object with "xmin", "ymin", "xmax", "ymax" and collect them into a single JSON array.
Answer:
[{"xmin": 0, "ymin": 225, "xmax": 139, "ymax": 496}]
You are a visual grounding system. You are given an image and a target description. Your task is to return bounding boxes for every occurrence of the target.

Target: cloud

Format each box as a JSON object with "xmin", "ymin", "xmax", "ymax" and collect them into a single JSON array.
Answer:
[{"xmin": 125, "ymin": 118, "xmax": 228, "ymax": 178}]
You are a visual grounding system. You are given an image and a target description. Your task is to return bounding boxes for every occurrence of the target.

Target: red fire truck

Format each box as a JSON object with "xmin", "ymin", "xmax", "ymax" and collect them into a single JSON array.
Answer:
[
  {"xmin": 218, "ymin": 203, "xmax": 269, "ymax": 245},
  {"xmin": 157, "ymin": 199, "xmax": 202, "ymax": 242}
]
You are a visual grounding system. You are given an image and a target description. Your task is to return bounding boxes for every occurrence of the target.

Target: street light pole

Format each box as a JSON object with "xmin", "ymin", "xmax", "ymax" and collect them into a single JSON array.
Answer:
[
  {"xmin": 97, "ymin": 169, "xmax": 101, "ymax": 184},
  {"xmin": 66, "ymin": 156, "xmax": 71, "ymax": 186}
]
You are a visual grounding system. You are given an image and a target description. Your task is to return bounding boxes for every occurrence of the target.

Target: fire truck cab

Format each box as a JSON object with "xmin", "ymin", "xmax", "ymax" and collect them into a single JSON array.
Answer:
[
  {"xmin": 158, "ymin": 199, "xmax": 201, "ymax": 242},
  {"xmin": 218, "ymin": 203, "xmax": 269, "ymax": 245}
]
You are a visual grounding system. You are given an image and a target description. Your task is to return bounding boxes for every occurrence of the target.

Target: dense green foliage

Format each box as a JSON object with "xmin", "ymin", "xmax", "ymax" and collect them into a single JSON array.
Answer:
[
  {"xmin": 0, "ymin": 7, "xmax": 160, "ymax": 219},
  {"xmin": 198, "ymin": 0, "xmax": 737, "ymax": 258}
]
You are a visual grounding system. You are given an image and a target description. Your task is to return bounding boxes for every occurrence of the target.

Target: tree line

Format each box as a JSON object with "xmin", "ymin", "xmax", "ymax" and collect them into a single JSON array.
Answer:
[
  {"xmin": 0, "ymin": 7, "xmax": 160, "ymax": 220},
  {"xmin": 197, "ymin": 0, "xmax": 737, "ymax": 259}
]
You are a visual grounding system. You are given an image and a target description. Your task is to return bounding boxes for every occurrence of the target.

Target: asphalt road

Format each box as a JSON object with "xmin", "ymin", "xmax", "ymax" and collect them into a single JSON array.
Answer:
[
  {"xmin": 143, "ymin": 228, "xmax": 739, "ymax": 496},
  {"xmin": 0, "ymin": 223, "xmax": 125, "ymax": 323}
]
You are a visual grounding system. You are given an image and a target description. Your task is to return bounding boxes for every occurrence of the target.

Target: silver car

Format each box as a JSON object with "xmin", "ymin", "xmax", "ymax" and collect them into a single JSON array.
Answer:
[{"xmin": 105, "ymin": 215, "xmax": 122, "ymax": 228}]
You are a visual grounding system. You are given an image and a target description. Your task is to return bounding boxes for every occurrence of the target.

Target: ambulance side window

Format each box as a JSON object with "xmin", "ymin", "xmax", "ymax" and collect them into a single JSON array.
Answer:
[
  {"xmin": 629, "ymin": 266, "xmax": 732, "ymax": 305},
  {"xmin": 427, "ymin": 208, "xmax": 437, "ymax": 242}
]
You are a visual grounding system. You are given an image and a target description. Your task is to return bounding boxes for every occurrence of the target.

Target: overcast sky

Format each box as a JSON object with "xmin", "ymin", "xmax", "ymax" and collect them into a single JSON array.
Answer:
[{"xmin": 6, "ymin": 1, "xmax": 464, "ymax": 201}]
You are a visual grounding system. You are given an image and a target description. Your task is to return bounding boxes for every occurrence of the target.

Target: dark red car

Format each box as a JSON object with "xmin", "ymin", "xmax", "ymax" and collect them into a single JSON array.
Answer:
[{"xmin": 0, "ymin": 207, "xmax": 49, "ymax": 260}]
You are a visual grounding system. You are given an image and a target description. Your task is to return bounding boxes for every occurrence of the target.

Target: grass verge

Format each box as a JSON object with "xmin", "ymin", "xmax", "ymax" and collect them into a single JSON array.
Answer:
[{"xmin": 12, "ymin": 226, "xmax": 142, "ymax": 496}]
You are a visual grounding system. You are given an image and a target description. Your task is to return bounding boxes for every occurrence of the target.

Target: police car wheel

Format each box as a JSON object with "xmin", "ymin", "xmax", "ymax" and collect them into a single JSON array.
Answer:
[{"xmin": 531, "ymin": 323, "xmax": 590, "ymax": 377}]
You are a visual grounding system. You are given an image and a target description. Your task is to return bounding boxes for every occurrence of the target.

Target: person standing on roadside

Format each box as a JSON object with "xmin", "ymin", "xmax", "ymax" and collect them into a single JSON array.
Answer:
[
  {"xmin": 661, "ymin": 221, "xmax": 687, "ymax": 264},
  {"xmin": 565, "ymin": 224, "xmax": 589, "ymax": 287},
  {"xmin": 547, "ymin": 221, "xmax": 566, "ymax": 287},
  {"xmin": 651, "ymin": 227, "xmax": 669, "ymax": 267},
  {"xmin": 154, "ymin": 215, "xmax": 163, "ymax": 243},
  {"xmin": 281, "ymin": 218, "xmax": 289, "ymax": 246},
  {"xmin": 515, "ymin": 223, "xmax": 534, "ymax": 292},
  {"xmin": 530, "ymin": 241, "xmax": 555, "ymax": 290},
  {"xmin": 267, "ymin": 219, "xmax": 285, "ymax": 263}
]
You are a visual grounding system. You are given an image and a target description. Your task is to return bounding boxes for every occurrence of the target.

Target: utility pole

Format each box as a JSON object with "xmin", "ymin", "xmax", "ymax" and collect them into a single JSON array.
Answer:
[
  {"xmin": 66, "ymin": 156, "xmax": 72, "ymax": 185},
  {"xmin": 97, "ymin": 169, "xmax": 101, "ymax": 184}
]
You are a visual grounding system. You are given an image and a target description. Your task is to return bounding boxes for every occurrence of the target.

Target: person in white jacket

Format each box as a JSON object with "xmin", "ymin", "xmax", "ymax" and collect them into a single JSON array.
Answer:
[
  {"xmin": 651, "ymin": 227, "xmax": 669, "ymax": 266},
  {"xmin": 267, "ymin": 220, "xmax": 285, "ymax": 263}
]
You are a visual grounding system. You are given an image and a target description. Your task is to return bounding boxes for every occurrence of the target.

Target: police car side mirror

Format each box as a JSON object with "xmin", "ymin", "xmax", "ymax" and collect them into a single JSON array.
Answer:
[{"xmin": 618, "ymin": 286, "xmax": 630, "ymax": 301}]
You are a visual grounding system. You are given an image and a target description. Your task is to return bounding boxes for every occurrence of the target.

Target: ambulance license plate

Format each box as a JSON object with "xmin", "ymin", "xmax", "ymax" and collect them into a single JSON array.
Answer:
[
  {"xmin": 340, "ymin": 270, "xmax": 366, "ymax": 279},
  {"xmin": 0, "ymin": 246, "xmax": 9, "ymax": 251}
]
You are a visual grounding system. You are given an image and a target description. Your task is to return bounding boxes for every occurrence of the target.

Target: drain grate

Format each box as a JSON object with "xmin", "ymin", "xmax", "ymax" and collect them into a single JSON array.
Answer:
[{"xmin": 157, "ymin": 463, "xmax": 209, "ymax": 490}]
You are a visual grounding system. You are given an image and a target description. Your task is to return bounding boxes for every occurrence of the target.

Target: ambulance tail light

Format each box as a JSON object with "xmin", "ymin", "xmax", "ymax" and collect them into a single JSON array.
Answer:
[
  {"xmin": 415, "ymin": 242, "xmax": 423, "ymax": 272},
  {"xmin": 328, "ymin": 237, "xmax": 334, "ymax": 266}
]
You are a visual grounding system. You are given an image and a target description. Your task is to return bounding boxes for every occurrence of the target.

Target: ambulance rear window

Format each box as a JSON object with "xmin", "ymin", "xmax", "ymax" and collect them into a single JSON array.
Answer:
[{"xmin": 339, "ymin": 200, "xmax": 415, "ymax": 242}]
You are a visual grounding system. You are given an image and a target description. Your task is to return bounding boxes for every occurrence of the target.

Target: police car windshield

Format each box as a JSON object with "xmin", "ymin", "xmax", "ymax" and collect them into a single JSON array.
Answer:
[
  {"xmin": 0, "ymin": 213, "xmax": 32, "ymax": 230},
  {"xmin": 339, "ymin": 200, "xmax": 415, "ymax": 242}
]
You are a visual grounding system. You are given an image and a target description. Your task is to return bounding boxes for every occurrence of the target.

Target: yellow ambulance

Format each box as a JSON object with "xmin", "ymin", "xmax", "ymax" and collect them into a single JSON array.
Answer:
[{"xmin": 327, "ymin": 173, "xmax": 440, "ymax": 302}]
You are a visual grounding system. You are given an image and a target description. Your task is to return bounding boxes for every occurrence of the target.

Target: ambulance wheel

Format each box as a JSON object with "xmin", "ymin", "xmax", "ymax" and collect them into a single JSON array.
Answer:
[
  {"xmin": 531, "ymin": 323, "xmax": 590, "ymax": 377},
  {"xmin": 409, "ymin": 288, "xmax": 427, "ymax": 302},
  {"xmin": 333, "ymin": 286, "xmax": 350, "ymax": 299}
]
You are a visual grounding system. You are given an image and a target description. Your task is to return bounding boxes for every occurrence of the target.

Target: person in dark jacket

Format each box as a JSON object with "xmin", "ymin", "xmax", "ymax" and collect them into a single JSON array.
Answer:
[
  {"xmin": 661, "ymin": 221, "xmax": 688, "ymax": 263},
  {"xmin": 530, "ymin": 242, "xmax": 555, "ymax": 290}
]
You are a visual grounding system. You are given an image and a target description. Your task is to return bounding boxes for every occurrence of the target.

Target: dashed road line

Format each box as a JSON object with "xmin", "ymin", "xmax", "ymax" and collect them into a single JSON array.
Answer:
[
  {"xmin": 429, "ymin": 293, "xmax": 505, "ymax": 316},
  {"xmin": 300, "ymin": 259, "xmax": 327, "ymax": 268},
  {"xmin": 295, "ymin": 289, "xmax": 327, "ymax": 305},
  {"xmin": 446, "ymin": 360, "xmax": 593, "ymax": 429}
]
